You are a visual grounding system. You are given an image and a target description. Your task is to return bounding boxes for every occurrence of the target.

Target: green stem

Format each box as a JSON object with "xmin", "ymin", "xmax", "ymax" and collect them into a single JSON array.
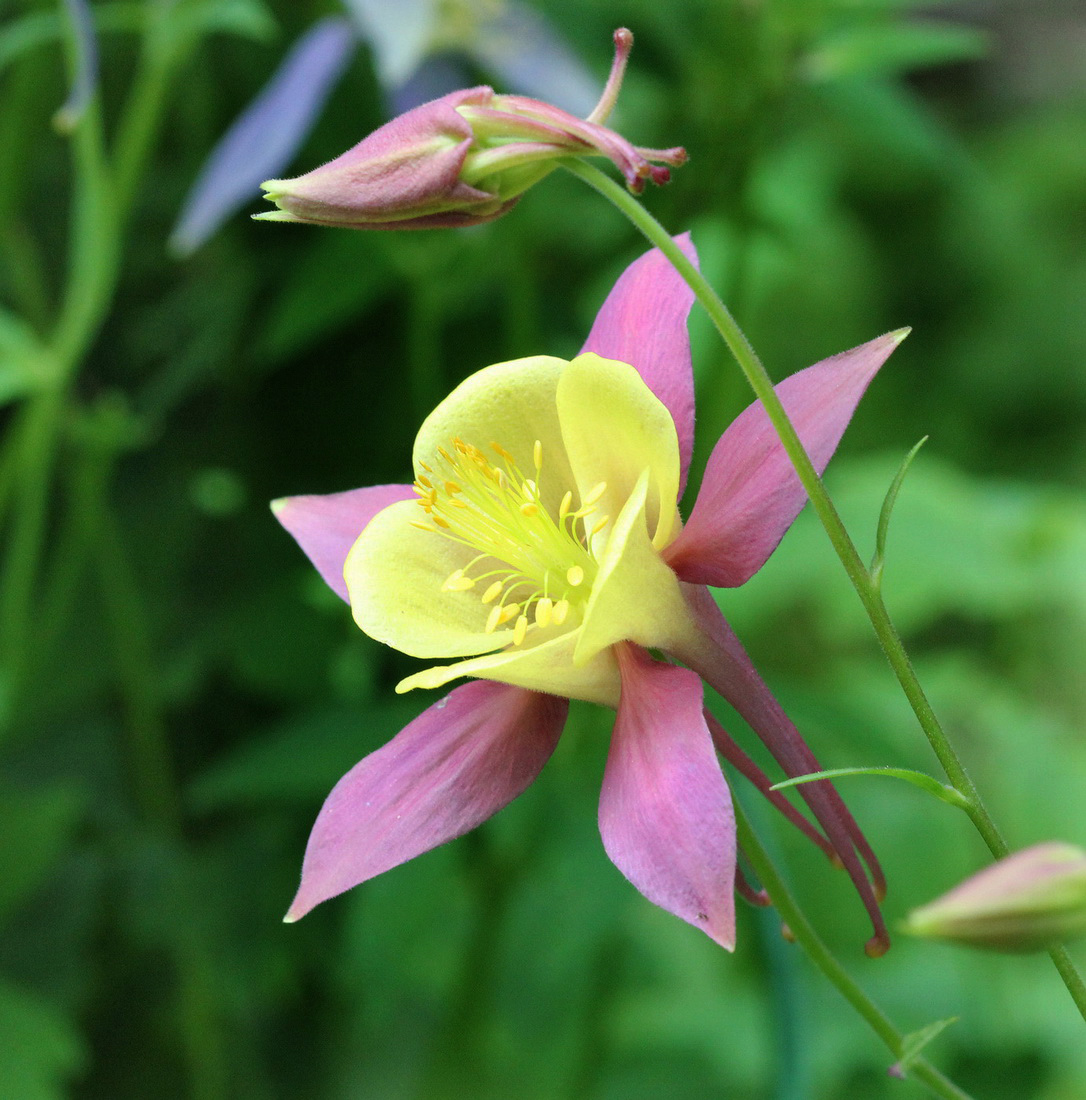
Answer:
[
  {"xmin": 1, "ymin": 2, "xmax": 180, "ymax": 725},
  {"xmin": 734, "ymin": 801, "xmax": 972, "ymax": 1100},
  {"xmin": 563, "ymin": 158, "xmax": 1086, "ymax": 1020}
]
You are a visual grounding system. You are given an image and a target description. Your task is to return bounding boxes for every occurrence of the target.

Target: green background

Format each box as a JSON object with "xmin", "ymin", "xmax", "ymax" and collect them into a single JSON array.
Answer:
[{"xmin": 2, "ymin": 0, "xmax": 1085, "ymax": 1097}]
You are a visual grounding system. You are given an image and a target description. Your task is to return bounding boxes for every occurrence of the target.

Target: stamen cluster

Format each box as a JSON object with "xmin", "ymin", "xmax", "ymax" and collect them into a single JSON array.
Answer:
[{"xmin": 411, "ymin": 437, "xmax": 610, "ymax": 646}]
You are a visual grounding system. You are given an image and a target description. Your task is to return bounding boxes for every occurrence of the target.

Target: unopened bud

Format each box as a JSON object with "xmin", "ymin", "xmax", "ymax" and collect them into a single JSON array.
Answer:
[
  {"xmin": 256, "ymin": 29, "xmax": 685, "ymax": 230},
  {"xmin": 903, "ymin": 843, "xmax": 1086, "ymax": 953}
]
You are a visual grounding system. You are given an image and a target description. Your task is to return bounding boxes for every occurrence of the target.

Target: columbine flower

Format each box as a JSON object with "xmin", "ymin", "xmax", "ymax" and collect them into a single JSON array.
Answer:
[
  {"xmin": 903, "ymin": 843, "xmax": 1086, "ymax": 953},
  {"xmin": 256, "ymin": 29, "xmax": 685, "ymax": 230},
  {"xmin": 273, "ymin": 237, "xmax": 903, "ymax": 952}
]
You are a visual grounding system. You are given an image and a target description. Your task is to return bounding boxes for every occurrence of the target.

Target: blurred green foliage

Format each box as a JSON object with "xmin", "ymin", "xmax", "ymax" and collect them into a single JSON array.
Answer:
[{"xmin": 1, "ymin": 0, "xmax": 1085, "ymax": 1097}]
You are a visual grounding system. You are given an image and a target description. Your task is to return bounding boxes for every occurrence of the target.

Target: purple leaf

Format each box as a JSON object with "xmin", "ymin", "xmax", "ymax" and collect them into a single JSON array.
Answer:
[
  {"xmin": 53, "ymin": 0, "xmax": 98, "ymax": 133},
  {"xmin": 170, "ymin": 17, "xmax": 356, "ymax": 255},
  {"xmin": 469, "ymin": 3, "xmax": 601, "ymax": 118}
]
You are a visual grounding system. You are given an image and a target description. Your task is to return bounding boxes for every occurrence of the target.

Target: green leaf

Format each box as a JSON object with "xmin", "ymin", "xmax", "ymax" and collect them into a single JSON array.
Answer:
[
  {"xmin": 170, "ymin": 0, "xmax": 277, "ymax": 45},
  {"xmin": 0, "ymin": 309, "xmax": 47, "ymax": 407},
  {"xmin": 0, "ymin": 784, "xmax": 86, "ymax": 925},
  {"xmin": 769, "ymin": 766, "xmax": 970, "ymax": 809},
  {"xmin": 187, "ymin": 700, "xmax": 419, "ymax": 812},
  {"xmin": 806, "ymin": 20, "xmax": 989, "ymax": 82},
  {"xmin": 891, "ymin": 1016, "xmax": 958, "ymax": 1078},
  {"xmin": 871, "ymin": 435, "xmax": 927, "ymax": 584},
  {"xmin": 255, "ymin": 231, "xmax": 392, "ymax": 363},
  {"xmin": 0, "ymin": 978, "xmax": 86, "ymax": 1100},
  {"xmin": 0, "ymin": 5, "xmax": 143, "ymax": 79}
]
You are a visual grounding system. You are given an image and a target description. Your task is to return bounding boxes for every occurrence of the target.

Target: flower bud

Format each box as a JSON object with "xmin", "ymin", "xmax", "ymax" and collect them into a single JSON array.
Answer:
[
  {"xmin": 256, "ymin": 28, "xmax": 685, "ymax": 230},
  {"xmin": 903, "ymin": 843, "xmax": 1086, "ymax": 953}
]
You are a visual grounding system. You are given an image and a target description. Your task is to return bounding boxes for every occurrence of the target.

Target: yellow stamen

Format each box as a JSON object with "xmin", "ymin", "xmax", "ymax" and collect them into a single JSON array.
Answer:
[
  {"xmin": 559, "ymin": 491, "xmax": 572, "ymax": 520},
  {"xmin": 535, "ymin": 598, "xmax": 553, "ymax": 628},
  {"xmin": 590, "ymin": 515, "xmax": 610, "ymax": 536},
  {"xmin": 498, "ymin": 603, "xmax": 520, "ymax": 625},
  {"xmin": 533, "ymin": 439, "xmax": 542, "ymax": 470},
  {"xmin": 485, "ymin": 605, "xmax": 503, "ymax": 633},
  {"xmin": 432, "ymin": 515, "xmax": 450, "ymax": 529},
  {"xmin": 513, "ymin": 614, "xmax": 528, "ymax": 646},
  {"xmin": 410, "ymin": 521, "xmax": 434, "ymax": 532},
  {"xmin": 482, "ymin": 581, "xmax": 503, "ymax": 604},
  {"xmin": 445, "ymin": 480, "xmax": 462, "ymax": 495},
  {"xmin": 491, "ymin": 442, "xmax": 515, "ymax": 464},
  {"xmin": 582, "ymin": 481, "xmax": 607, "ymax": 507},
  {"xmin": 441, "ymin": 570, "xmax": 475, "ymax": 592},
  {"xmin": 417, "ymin": 475, "xmax": 432, "ymax": 488},
  {"xmin": 519, "ymin": 502, "xmax": 539, "ymax": 517},
  {"xmin": 567, "ymin": 565, "xmax": 584, "ymax": 587},
  {"xmin": 552, "ymin": 600, "xmax": 570, "ymax": 626}
]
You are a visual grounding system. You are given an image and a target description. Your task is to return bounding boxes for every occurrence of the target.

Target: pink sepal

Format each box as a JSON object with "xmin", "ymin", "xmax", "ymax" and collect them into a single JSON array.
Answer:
[
  {"xmin": 272, "ymin": 484, "xmax": 414, "ymax": 601},
  {"xmin": 580, "ymin": 235, "xmax": 699, "ymax": 494},
  {"xmin": 667, "ymin": 332, "xmax": 903, "ymax": 586},
  {"xmin": 286, "ymin": 681, "xmax": 568, "ymax": 920},
  {"xmin": 600, "ymin": 645, "xmax": 736, "ymax": 949}
]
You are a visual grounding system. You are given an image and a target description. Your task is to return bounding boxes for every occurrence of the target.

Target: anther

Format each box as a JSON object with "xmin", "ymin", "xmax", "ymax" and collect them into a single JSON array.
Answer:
[
  {"xmin": 513, "ymin": 615, "xmax": 529, "ymax": 646},
  {"xmin": 533, "ymin": 440, "xmax": 542, "ymax": 469},
  {"xmin": 498, "ymin": 603, "xmax": 520, "ymax": 625},
  {"xmin": 519, "ymin": 502, "xmax": 539, "ymax": 517},
  {"xmin": 552, "ymin": 600, "xmax": 570, "ymax": 625},
  {"xmin": 485, "ymin": 606, "xmax": 502, "ymax": 633},
  {"xmin": 567, "ymin": 565, "xmax": 585, "ymax": 587},
  {"xmin": 441, "ymin": 570, "xmax": 475, "ymax": 592},
  {"xmin": 481, "ymin": 581, "xmax": 503, "ymax": 604},
  {"xmin": 432, "ymin": 515, "xmax": 450, "ymax": 529},
  {"xmin": 559, "ymin": 491, "xmax": 573, "ymax": 519},
  {"xmin": 590, "ymin": 515, "xmax": 610, "ymax": 536},
  {"xmin": 535, "ymin": 598, "xmax": 553, "ymax": 628},
  {"xmin": 582, "ymin": 481, "xmax": 607, "ymax": 507},
  {"xmin": 417, "ymin": 476, "xmax": 432, "ymax": 488},
  {"xmin": 410, "ymin": 521, "xmax": 434, "ymax": 532},
  {"xmin": 491, "ymin": 442, "xmax": 515, "ymax": 464},
  {"xmin": 445, "ymin": 481, "xmax": 462, "ymax": 495}
]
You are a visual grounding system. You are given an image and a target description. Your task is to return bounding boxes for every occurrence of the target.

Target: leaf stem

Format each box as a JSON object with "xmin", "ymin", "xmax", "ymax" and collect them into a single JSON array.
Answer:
[{"xmin": 562, "ymin": 158, "xmax": 1086, "ymax": 1022}]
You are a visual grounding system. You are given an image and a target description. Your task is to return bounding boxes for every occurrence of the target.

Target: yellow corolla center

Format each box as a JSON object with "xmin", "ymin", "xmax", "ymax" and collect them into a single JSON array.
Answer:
[{"xmin": 409, "ymin": 436, "xmax": 609, "ymax": 647}]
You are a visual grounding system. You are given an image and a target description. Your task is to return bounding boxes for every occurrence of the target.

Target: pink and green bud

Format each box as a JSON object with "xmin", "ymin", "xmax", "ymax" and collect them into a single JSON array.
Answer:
[
  {"xmin": 903, "ymin": 843, "xmax": 1086, "ymax": 953},
  {"xmin": 256, "ymin": 29, "xmax": 685, "ymax": 230}
]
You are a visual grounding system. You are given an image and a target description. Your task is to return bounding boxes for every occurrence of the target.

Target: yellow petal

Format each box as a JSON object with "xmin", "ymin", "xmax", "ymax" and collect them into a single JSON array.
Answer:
[
  {"xmin": 396, "ymin": 626, "xmax": 621, "ymax": 707},
  {"xmin": 345, "ymin": 500, "xmax": 512, "ymax": 658},
  {"xmin": 556, "ymin": 353, "xmax": 681, "ymax": 550},
  {"xmin": 574, "ymin": 470, "xmax": 700, "ymax": 666},
  {"xmin": 413, "ymin": 355, "xmax": 576, "ymax": 516}
]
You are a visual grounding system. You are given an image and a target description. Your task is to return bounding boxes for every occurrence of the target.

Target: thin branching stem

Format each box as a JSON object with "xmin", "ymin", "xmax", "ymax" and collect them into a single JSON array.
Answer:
[{"xmin": 735, "ymin": 802, "xmax": 973, "ymax": 1100}]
